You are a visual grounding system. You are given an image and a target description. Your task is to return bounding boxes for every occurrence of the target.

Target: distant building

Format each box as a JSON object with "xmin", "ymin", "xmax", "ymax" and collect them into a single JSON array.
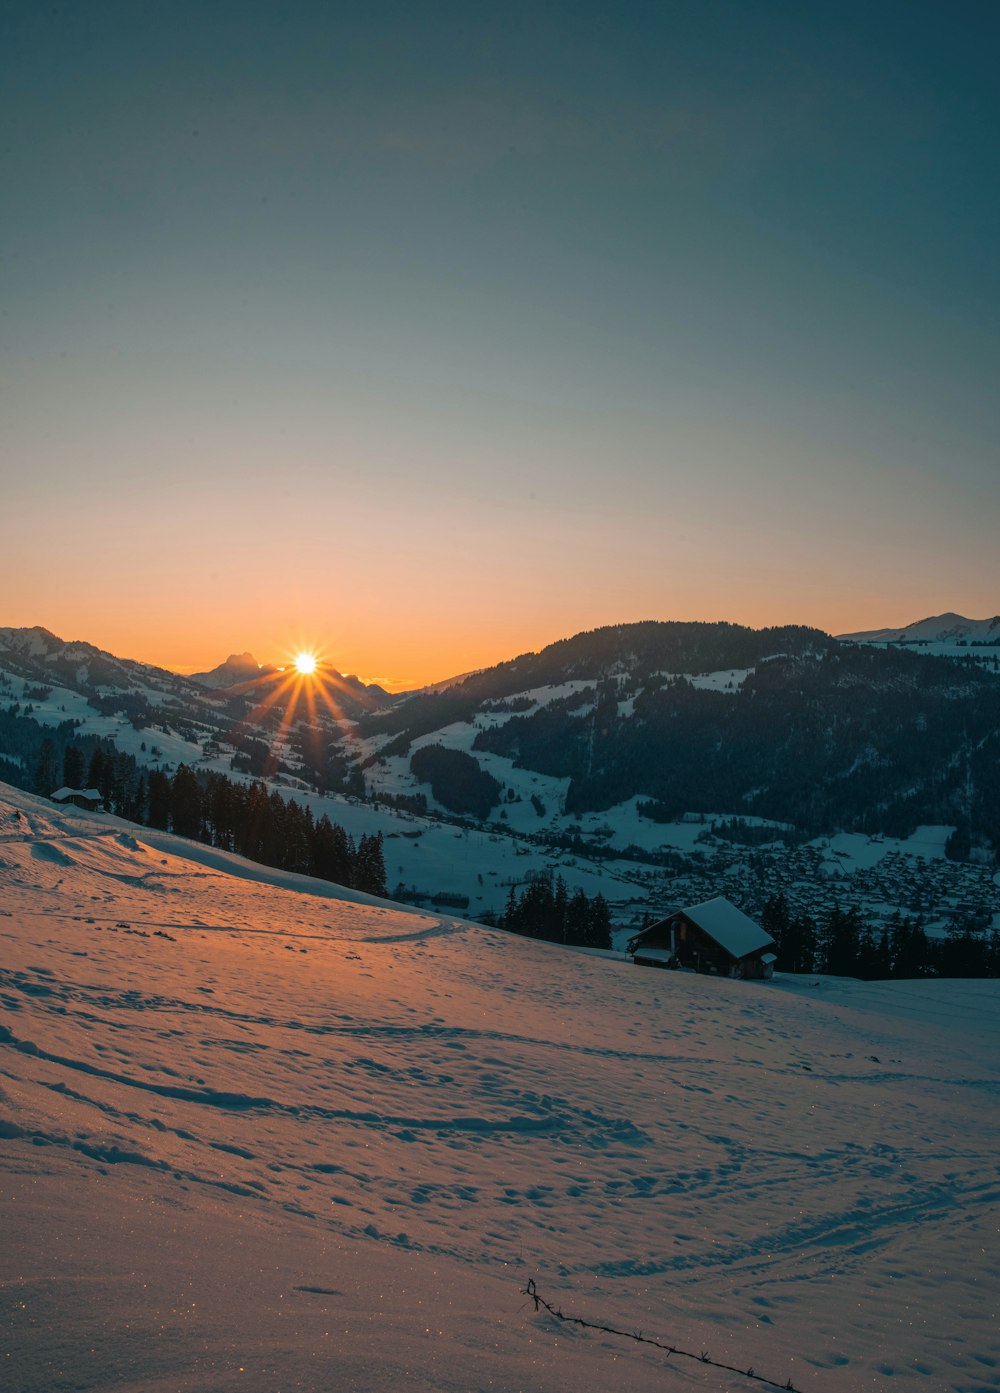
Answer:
[
  {"xmin": 50, "ymin": 787, "xmax": 104, "ymax": 811},
  {"xmin": 628, "ymin": 896, "xmax": 775, "ymax": 979}
]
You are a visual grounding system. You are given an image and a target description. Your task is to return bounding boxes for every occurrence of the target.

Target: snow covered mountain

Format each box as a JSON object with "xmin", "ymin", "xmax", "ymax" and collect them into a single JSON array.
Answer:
[
  {"xmin": 187, "ymin": 650, "xmax": 276, "ymax": 688},
  {"xmin": 838, "ymin": 611, "xmax": 1000, "ymax": 644},
  {"xmin": 352, "ymin": 621, "xmax": 1000, "ymax": 853},
  {"xmin": 2, "ymin": 781, "xmax": 997, "ymax": 1392},
  {"xmin": 3, "ymin": 621, "xmax": 1000, "ymax": 939},
  {"xmin": 0, "ymin": 625, "xmax": 391, "ymax": 738},
  {"xmin": 0, "ymin": 625, "xmax": 213, "ymax": 703}
]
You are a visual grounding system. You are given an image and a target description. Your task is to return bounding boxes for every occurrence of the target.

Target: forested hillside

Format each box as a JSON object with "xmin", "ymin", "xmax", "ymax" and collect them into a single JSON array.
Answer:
[{"xmin": 472, "ymin": 644, "xmax": 1000, "ymax": 847}]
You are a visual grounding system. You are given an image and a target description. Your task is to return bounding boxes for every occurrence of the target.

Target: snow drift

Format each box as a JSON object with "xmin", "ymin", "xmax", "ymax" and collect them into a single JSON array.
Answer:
[{"xmin": 1, "ymin": 783, "xmax": 997, "ymax": 1392}]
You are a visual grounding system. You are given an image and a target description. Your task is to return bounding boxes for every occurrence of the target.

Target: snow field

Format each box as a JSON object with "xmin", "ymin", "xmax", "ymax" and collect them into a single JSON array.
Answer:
[{"xmin": 1, "ymin": 785, "xmax": 998, "ymax": 1391}]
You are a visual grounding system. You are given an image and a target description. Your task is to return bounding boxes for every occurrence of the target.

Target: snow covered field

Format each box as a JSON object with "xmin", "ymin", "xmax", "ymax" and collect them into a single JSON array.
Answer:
[{"xmin": 1, "ymin": 784, "xmax": 998, "ymax": 1392}]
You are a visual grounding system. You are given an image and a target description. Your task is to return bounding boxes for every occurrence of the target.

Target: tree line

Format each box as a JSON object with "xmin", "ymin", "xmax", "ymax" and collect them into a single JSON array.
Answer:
[
  {"xmin": 760, "ymin": 893, "xmax": 1000, "ymax": 979},
  {"xmin": 29, "ymin": 733, "xmax": 387, "ymax": 897},
  {"xmin": 484, "ymin": 874, "xmax": 612, "ymax": 950}
]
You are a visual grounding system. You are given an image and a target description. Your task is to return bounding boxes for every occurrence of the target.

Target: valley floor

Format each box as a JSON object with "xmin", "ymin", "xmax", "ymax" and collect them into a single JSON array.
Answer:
[{"xmin": 1, "ymin": 785, "xmax": 998, "ymax": 1392}]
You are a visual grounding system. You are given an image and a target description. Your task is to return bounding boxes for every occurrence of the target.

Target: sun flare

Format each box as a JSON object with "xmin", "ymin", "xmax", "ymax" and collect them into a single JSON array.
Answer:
[{"xmin": 294, "ymin": 652, "xmax": 317, "ymax": 676}]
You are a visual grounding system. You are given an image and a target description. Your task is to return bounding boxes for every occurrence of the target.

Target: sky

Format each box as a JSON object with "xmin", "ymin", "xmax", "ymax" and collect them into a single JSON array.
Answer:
[{"xmin": 2, "ymin": 1, "xmax": 997, "ymax": 689}]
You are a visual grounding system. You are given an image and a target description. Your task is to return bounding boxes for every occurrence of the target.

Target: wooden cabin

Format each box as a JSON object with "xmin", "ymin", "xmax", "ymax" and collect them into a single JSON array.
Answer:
[
  {"xmin": 628, "ymin": 896, "xmax": 775, "ymax": 979},
  {"xmin": 50, "ymin": 787, "xmax": 104, "ymax": 811}
]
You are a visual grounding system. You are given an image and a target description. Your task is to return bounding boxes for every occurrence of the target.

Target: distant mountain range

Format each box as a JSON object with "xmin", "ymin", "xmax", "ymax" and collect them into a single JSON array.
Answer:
[
  {"xmin": 186, "ymin": 651, "xmax": 392, "ymax": 705},
  {"xmin": 0, "ymin": 626, "xmax": 213, "ymax": 703},
  {"xmin": 2, "ymin": 617, "xmax": 1000, "ymax": 852},
  {"xmin": 0, "ymin": 627, "xmax": 395, "ymax": 707},
  {"xmin": 187, "ymin": 652, "xmax": 276, "ymax": 688},
  {"xmin": 348, "ymin": 619, "xmax": 1000, "ymax": 847},
  {"xmin": 838, "ymin": 612, "xmax": 1000, "ymax": 645}
]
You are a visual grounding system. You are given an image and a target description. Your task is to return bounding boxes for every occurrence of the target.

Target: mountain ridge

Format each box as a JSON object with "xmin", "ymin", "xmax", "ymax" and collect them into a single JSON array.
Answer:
[
  {"xmin": 188, "ymin": 651, "xmax": 275, "ymax": 688},
  {"xmin": 4, "ymin": 618, "xmax": 1000, "ymax": 855},
  {"xmin": 838, "ymin": 611, "xmax": 1000, "ymax": 644}
]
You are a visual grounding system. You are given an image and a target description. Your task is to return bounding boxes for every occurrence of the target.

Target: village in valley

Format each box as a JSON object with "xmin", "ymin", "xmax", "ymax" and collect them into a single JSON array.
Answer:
[{"xmin": 604, "ymin": 822, "xmax": 1000, "ymax": 941}]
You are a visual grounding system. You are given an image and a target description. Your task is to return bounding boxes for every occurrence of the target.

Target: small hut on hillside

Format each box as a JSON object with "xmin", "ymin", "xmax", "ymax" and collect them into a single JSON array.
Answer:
[
  {"xmin": 50, "ymin": 787, "xmax": 104, "ymax": 811},
  {"xmin": 628, "ymin": 896, "xmax": 775, "ymax": 979}
]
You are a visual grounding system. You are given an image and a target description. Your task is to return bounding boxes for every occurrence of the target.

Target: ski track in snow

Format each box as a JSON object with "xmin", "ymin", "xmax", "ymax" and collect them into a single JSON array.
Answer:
[{"xmin": 1, "ymin": 786, "xmax": 998, "ymax": 1393}]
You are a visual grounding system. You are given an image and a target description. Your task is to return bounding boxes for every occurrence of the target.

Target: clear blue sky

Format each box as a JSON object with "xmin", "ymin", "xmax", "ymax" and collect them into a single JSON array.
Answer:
[{"xmin": 2, "ymin": 1, "xmax": 997, "ymax": 684}]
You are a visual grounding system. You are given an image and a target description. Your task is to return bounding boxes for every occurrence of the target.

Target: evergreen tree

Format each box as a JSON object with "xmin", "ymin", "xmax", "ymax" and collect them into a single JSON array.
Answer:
[
  {"xmin": 873, "ymin": 927, "xmax": 892, "ymax": 979},
  {"xmin": 34, "ymin": 737, "xmax": 59, "ymax": 795},
  {"xmin": 112, "ymin": 751, "xmax": 139, "ymax": 819},
  {"xmin": 564, "ymin": 886, "xmax": 590, "ymax": 946},
  {"xmin": 355, "ymin": 832, "xmax": 387, "ymax": 897},
  {"xmin": 553, "ymin": 876, "xmax": 569, "ymax": 943},
  {"xmin": 890, "ymin": 915, "xmax": 930, "ymax": 978},
  {"xmin": 795, "ymin": 913, "xmax": 818, "ymax": 973},
  {"xmin": 62, "ymin": 744, "xmax": 85, "ymax": 789},
  {"xmin": 147, "ymin": 769, "xmax": 171, "ymax": 829},
  {"xmin": 282, "ymin": 799, "xmax": 313, "ymax": 875},
  {"xmin": 820, "ymin": 905, "xmax": 863, "ymax": 976},
  {"xmin": 775, "ymin": 909, "xmax": 816, "ymax": 973},
  {"xmin": 171, "ymin": 764, "xmax": 203, "ymax": 839},
  {"xmin": 502, "ymin": 884, "xmax": 520, "ymax": 930},
  {"xmin": 204, "ymin": 773, "xmax": 238, "ymax": 851},
  {"xmin": 263, "ymin": 790, "xmax": 288, "ymax": 867},
  {"xmin": 87, "ymin": 746, "xmax": 115, "ymax": 809},
  {"xmin": 87, "ymin": 746, "xmax": 106, "ymax": 791},
  {"xmin": 586, "ymin": 893, "xmax": 612, "ymax": 950},
  {"xmin": 524, "ymin": 878, "xmax": 558, "ymax": 941},
  {"xmin": 238, "ymin": 781, "xmax": 271, "ymax": 863},
  {"xmin": 310, "ymin": 814, "xmax": 354, "ymax": 886},
  {"xmin": 760, "ymin": 893, "xmax": 791, "ymax": 964},
  {"xmin": 133, "ymin": 774, "xmax": 148, "ymax": 826}
]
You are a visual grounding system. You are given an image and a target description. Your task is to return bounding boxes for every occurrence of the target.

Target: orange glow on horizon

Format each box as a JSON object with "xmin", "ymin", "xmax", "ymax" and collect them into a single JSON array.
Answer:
[{"xmin": 7, "ymin": 581, "xmax": 999, "ymax": 697}]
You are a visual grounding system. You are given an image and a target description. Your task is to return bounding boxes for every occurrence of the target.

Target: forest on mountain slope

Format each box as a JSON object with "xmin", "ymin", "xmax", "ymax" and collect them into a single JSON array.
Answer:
[
  {"xmin": 357, "ymin": 621, "xmax": 833, "ymax": 746},
  {"xmin": 472, "ymin": 645, "xmax": 1000, "ymax": 849},
  {"xmin": 5, "ymin": 621, "xmax": 1000, "ymax": 854}
]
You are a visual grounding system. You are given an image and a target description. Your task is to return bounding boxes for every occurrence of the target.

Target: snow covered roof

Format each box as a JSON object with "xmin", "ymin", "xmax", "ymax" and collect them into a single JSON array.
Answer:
[
  {"xmin": 50, "ymin": 787, "xmax": 102, "ymax": 803},
  {"xmin": 676, "ymin": 896, "xmax": 773, "ymax": 960}
]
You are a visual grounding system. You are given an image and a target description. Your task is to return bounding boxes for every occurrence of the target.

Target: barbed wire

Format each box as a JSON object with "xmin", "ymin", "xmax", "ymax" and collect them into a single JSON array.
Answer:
[{"xmin": 522, "ymin": 1278, "xmax": 799, "ymax": 1392}]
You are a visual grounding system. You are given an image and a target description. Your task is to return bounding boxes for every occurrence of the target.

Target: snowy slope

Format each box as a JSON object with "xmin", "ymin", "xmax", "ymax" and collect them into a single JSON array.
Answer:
[
  {"xmin": 4, "ymin": 656, "xmax": 997, "ymax": 939},
  {"xmin": 838, "ymin": 613, "xmax": 1000, "ymax": 644},
  {"xmin": 1, "ymin": 783, "xmax": 998, "ymax": 1392},
  {"xmin": 838, "ymin": 612, "xmax": 1000, "ymax": 668}
]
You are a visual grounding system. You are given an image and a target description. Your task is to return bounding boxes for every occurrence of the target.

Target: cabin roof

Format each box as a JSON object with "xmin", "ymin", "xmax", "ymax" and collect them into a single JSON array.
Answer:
[
  {"xmin": 677, "ymin": 896, "xmax": 773, "ymax": 959},
  {"xmin": 51, "ymin": 787, "xmax": 102, "ymax": 803},
  {"xmin": 629, "ymin": 896, "xmax": 774, "ymax": 963}
]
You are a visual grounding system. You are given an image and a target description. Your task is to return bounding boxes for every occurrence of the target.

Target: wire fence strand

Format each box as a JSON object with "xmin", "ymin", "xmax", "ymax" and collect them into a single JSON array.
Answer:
[{"xmin": 522, "ymin": 1278, "xmax": 800, "ymax": 1392}]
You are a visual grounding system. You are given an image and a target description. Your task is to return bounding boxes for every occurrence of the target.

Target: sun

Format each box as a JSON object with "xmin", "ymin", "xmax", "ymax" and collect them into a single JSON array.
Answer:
[{"xmin": 294, "ymin": 652, "xmax": 317, "ymax": 676}]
